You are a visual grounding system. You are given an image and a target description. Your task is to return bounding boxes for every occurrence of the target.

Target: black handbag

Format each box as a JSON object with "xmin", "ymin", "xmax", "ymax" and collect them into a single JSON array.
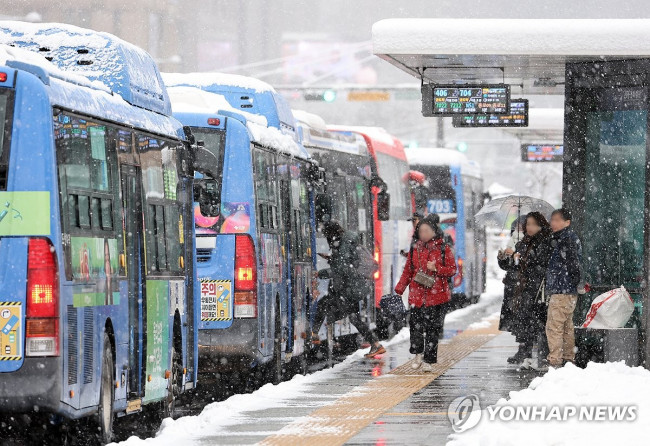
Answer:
[{"xmin": 380, "ymin": 293, "xmax": 407, "ymax": 319}]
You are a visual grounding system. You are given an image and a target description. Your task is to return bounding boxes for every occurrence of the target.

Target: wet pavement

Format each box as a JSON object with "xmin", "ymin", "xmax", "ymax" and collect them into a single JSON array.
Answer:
[
  {"xmin": 113, "ymin": 286, "xmax": 542, "ymax": 446},
  {"xmin": 346, "ymin": 333, "xmax": 538, "ymax": 446}
]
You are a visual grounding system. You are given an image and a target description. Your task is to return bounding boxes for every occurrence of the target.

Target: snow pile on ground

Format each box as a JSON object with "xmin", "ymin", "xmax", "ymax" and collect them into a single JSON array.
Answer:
[
  {"xmin": 113, "ymin": 344, "xmax": 377, "ymax": 446},
  {"xmin": 447, "ymin": 361, "xmax": 650, "ymax": 446}
]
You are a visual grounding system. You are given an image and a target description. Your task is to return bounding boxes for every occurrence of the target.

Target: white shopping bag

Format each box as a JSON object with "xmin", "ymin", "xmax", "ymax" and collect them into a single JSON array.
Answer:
[{"xmin": 582, "ymin": 286, "xmax": 634, "ymax": 329}]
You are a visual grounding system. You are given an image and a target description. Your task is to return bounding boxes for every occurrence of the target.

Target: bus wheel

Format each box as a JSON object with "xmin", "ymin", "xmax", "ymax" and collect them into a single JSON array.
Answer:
[
  {"xmin": 163, "ymin": 345, "xmax": 182, "ymax": 419},
  {"xmin": 271, "ymin": 300, "xmax": 283, "ymax": 385},
  {"xmin": 97, "ymin": 334, "xmax": 114, "ymax": 444}
]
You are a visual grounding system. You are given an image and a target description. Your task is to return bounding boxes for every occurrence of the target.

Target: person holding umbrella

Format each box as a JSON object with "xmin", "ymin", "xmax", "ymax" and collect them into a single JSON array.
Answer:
[
  {"xmin": 497, "ymin": 216, "xmax": 527, "ymax": 333},
  {"xmin": 511, "ymin": 212, "xmax": 553, "ymax": 368}
]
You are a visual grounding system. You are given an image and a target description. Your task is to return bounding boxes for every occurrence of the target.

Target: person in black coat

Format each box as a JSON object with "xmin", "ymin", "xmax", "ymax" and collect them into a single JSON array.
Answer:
[
  {"xmin": 509, "ymin": 212, "xmax": 553, "ymax": 366},
  {"xmin": 497, "ymin": 217, "xmax": 526, "ymax": 332}
]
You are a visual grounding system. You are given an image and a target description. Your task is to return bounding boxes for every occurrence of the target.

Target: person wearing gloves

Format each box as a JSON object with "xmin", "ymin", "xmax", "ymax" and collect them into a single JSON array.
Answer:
[{"xmin": 394, "ymin": 215, "xmax": 457, "ymax": 372}]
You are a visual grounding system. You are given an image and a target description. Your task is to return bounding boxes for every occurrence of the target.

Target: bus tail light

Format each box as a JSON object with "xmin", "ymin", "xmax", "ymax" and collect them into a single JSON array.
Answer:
[
  {"xmin": 234, "ymin": 235, "xmax": 257, "ymax": 318},
  {"xmin": 374, "ymin": 249, "xmax": 380, "ymax": 280},
  {"xmin": 454, "ymin": 257, "xmax": 464, "ymax": 288},
  {"xmin": 26, "ymin": 238, "xmax": 60, "ymax": 357}
]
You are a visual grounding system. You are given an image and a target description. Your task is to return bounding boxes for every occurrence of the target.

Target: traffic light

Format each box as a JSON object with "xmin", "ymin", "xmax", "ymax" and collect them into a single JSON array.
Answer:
[
  {"xmin": 304, "ymin": 89, "xmax": 337, "ymax": 102},
  {"xmin": 456, "ymin": 142, "xmax": 468, "ymax": 152}
]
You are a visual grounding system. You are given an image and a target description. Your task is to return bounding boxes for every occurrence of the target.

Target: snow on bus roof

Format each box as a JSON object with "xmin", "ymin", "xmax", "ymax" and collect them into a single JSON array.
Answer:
[
  {"xmin": 405, "ymin": 147, "xmax": 481, "ymax": 178},
  {"xmin": 292, "ymin": 110, "xmax": 327, "ymax": 131},
  {"xmin": 328, "ymin": 125, "xmax": 395, "ymax": 146},
  {"xmin": 167, "ymin": 86, "xmax": 268, "ymax": 126},
  {"xmin": 162, "ymin": 72, "xmax": 275, "ymax": 93},
  {"xmin": 0, "ymin": 43, "xmax": 109, "ymax": 92},
  {"xmin": 0, "ymin": 43, "xmax": 182, "ymax": 138},
  {"xmin": 247, "ymin": 121, "xmax": 310, "ymax": 159},
  {"xmin": 168, "ymin": 86, "xmax": 308, "ymax": 159},
  {"xmin": 0, "ymin": 21, "xmax": 171, "ymax": 115},
  {"xmin": 293, "ymin": 110, "xmax": 367, "ymax": 156}
]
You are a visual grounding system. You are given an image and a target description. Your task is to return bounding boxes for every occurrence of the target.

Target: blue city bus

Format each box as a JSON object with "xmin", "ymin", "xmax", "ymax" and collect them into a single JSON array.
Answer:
[
  {"xmin": 0, "ymin": 23, "xmax": 198, "ymax": 441},
  {"xmin": 165, "ymin": 84, "xmax": 316, "ymax": 381},
  {"xmin": 405, "ymin": 148, "xmax": 486, "ymax": 306}
]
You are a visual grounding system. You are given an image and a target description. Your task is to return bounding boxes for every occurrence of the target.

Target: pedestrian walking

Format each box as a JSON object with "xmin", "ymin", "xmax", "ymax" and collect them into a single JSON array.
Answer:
[
  {"xmin": 545, "ymin": 209, "xmax": 582, "ymax": 368},
  {"xmin": 312, "ymin": 221, "xmax": 386, "ymax": 358},
  {"xmin": 394, "ymin": 215, "xmax": 457, "ymax": 372}
]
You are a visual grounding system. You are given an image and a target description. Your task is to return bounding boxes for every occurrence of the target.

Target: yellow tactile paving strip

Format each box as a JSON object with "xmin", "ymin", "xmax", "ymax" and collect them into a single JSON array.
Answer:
[{"xmin": 258, "ymin": 320, "xmax": 501, "ymax": 446}]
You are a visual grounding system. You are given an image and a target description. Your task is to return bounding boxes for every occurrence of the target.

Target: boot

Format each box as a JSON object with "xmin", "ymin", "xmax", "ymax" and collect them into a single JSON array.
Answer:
[{"xmin": 507, "ymin": 343, "xmax": 529, "ymax": 364}]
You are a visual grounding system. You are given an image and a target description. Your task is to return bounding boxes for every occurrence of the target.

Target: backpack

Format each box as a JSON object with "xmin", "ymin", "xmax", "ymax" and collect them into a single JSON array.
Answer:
[
  {"xmin": 356, "ymin": 244, "xmax": 379, "ymax": 279},
  {"xmin": 409, "ymin": 241, "xmax": 454, "ymax": 287}
]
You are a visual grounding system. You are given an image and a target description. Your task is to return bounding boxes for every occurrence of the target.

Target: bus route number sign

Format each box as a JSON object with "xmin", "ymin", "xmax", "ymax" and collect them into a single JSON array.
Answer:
[
  {"xmin": 427, "ymin": 199, "xmax": 454, "ymax": 214},
  {"xmin": 422, "ymin": 84, "xmax": 510, "ymax": 117}
]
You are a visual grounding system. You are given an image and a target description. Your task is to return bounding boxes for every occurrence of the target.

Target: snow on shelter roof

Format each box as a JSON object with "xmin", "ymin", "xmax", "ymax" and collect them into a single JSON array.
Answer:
[
  {"xmin": 372, "ymin": 18, "xmax": 650, "ymax": 94},
  {"xmin": 405, "ymin": 147, "xmax": 481, "ymax": 178},
  {"xmin": 0, "ymin": 21, "xmax": 171, "ymax": 115}
]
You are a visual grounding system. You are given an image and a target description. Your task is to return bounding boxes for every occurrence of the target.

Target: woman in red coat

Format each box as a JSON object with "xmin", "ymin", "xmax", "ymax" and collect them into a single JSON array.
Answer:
[{"xmin": 395, "ymin": 215, "xmax": 457, "ymax": 372}]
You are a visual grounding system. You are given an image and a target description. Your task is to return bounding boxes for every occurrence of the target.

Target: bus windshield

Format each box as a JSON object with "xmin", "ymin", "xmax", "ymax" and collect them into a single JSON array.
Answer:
[
  {"xmin": 412, "ymin": 164, "xmax": 456, "ymax": 214},
  {"xmin": 192, "ymin": 128, "xmax": 225, "ymax": 235}
]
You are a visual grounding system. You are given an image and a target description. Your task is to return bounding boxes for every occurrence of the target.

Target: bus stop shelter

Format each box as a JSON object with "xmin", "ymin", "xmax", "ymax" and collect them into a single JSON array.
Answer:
[{"xmin": 372, "ymin": 18, "xmax": 650, "ymax": 366}]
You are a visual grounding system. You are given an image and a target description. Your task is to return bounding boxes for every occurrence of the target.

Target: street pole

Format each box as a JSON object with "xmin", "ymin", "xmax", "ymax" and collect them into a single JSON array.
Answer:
[{"xmin": 436, "ymin": 117, "xmax": 445, "ymax": 148}]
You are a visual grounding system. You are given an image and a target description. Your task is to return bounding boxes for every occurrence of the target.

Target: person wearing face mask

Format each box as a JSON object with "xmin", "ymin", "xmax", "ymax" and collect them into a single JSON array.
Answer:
[
  {"xmin": 394, "ymin": 215, "xmax": 457, "ymax": 373},
  {"xmin": 510, "ymin": 212, "xmax": 553, "ymax": 369},
  {"xmin": 498, "ymin": 216, "xmax": 527, "ymax": 333},
  {"xmin": 312, "ymin": 221, "xmax": 386, "ymax": 358}
]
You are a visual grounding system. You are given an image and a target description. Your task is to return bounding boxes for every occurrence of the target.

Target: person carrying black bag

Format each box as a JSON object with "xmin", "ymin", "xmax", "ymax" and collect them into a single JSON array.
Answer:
[{"xmin": 394, "ymin": 215, "xmax": 457, "ymax": 373}]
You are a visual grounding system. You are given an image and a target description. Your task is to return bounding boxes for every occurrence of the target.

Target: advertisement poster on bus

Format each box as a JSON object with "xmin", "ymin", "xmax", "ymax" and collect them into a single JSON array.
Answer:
[
  {"xmin": 220, "ymin": 202, "xmax": 251, "ymax": 233},
  {"xmin": 70, "ymin": 237, "xmax": 120, "ymax": 306},
  {"xmin": 144, "ymin": 280, "xmax": 170, "ymax": 403},
  {"xmin": 0, "ymin": 302, "xmax": 22, "ymax": 361},
  {"xmin": 0, "ymin": 191, "xmax": 50, "ymax": 236}
]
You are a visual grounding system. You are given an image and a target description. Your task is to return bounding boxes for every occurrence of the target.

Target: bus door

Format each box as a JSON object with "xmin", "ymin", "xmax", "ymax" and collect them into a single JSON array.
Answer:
[
  {"xmin": 120, "ymin": 164, "xmax": 145, "ymax": 398},
  {"xmin": 279, "ymin": 172, "xmax": 292, "ymax": 354}
]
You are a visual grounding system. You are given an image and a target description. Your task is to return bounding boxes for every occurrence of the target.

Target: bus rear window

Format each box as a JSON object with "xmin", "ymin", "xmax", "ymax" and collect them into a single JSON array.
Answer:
[
  {"xmin": 0, "ymin": 90, "xmax": 15, "ymax": 190},
  {"xmin": 192, "ymin": 128, "xmax": 225, "ymax": 233}
]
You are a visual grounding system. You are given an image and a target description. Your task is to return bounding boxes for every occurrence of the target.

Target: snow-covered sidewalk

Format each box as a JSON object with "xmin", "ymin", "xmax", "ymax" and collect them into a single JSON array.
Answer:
[{"xmin": 447, "ymin": 361, "xmax": 650, "ymax": 446}]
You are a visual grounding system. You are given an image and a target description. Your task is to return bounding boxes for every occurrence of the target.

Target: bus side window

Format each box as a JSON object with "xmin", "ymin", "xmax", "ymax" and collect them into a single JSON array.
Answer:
[
  {"xmin": 54, "ymin": 112, "xmax": 118, "ymax": 281},
  {"xmin": 139, "ymin": 136, "xmax": 183, "ymax": 275},
  {"xmin": 254, "ymin": 149, "xmax": 278, "ymax": 231}
]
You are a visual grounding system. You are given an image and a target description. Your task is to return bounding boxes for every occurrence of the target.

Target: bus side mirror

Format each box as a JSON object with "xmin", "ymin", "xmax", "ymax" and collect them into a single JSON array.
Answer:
[
  {"xmin": 315, "ymin": 193, "xmax": 332, "ymax": 224},
  {"xmin": 194, "ymin": 179, "xmax": 220, "ymax": 217},
  {"xmin": 377, "ymin": 191, "xmax": 390, "ymax": 221}
]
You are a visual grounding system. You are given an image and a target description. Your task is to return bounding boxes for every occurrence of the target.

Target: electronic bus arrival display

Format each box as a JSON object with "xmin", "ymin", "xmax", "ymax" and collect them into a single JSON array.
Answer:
[
  {"xmin": 453, "ymin": 99, "xmax": 528, "ymax": 127},
  {"xmin": 521, "ymin": 144, "xmax": 564, "ymax": 162},
  {"xmin": 421, "ymin": 84, "xmax": 509, "ymax": 116}
]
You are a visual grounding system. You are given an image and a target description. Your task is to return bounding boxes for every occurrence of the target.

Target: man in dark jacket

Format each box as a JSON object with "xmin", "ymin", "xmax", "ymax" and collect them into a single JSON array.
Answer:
[
  {"xmin": 545, "ymin": 208, "xmax": 582, "ymax": 367},
  {"xmin": 313, "ymin": 221, "xmax": 386, "ymax": 358}
]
